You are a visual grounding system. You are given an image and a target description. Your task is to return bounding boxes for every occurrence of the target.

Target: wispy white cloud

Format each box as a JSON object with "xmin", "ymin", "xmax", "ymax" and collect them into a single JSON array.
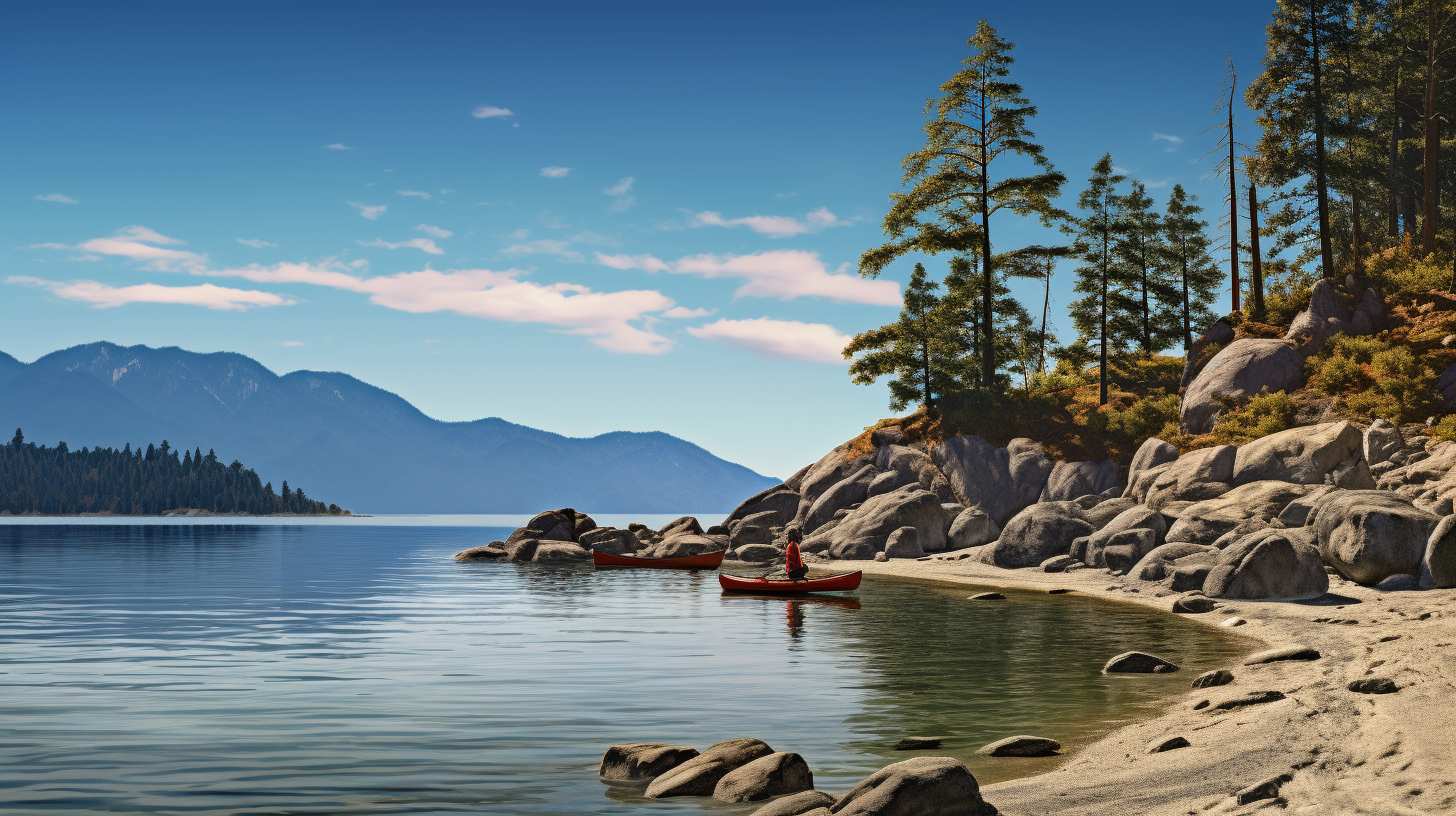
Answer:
[
  {"xmin": 472, "ymin": 105, "xmax": 514, "ymax": 119},
  {"xmin": 348, "ymin": 201, "xmax": 387, "ymax": 220},
  {"xmin": 687, "ymin": 318, "xmax": 849, "ymax": 364},
  {"xmin": 8, "ymin": 276, "xmax": 289, "ymax": 311},
  {"xmin": 209, "ymin": 261, "xmax": 675, "ymax": 354},
  {"xmin": 73, "ymin": 226, "xmax": 203, "ymax": 270},
  {"xmin": 1146, "ymin": 178, "xmax": 1174, "ymax": 189},
  {"xmin": 603, "ymin": 177, "xmax": 634, "ymax": 196},
  {"xmin": 502, "ymin": 239, "xmax": 583, "ymax": 262},
  {"xmin": 595, "ymin": 249, "xmax": 900, "ymax": 305},
  {"xmin": 237, "ymin": 238, "xmax": 277, "ymax": 248},
  {"xmin": 34, "ymin": 193, "xmax": 78, "ymax": 204},
  {"xmin": 540, "ymin": 166, "xmax": 571, "ymax": 178},
  {"xmin": 398, "ymin": 190, "xmax": 432, "ymax": 199},
  {"xmin": 663, "ymin": 306, "xmax": 713, "ymax": 319},
  {"xmin": 278, "ymin": 340, "xmax": 306, "ymax": 346},
  {"xmin": 357, "ymin": 237, "xmax": 445, "ymax": 255},
  {"xmin": 416, "ymin": 223, "xmax": 453, "ymax": 238},
  {"xmin": 1151, "ymin": 133, "xmax": 1184, "ymax": 144},
  {"xmin": 602, "ymin": 177, "xmax": 636, "ymax": 212},
  {"xmin": 693, "ymin": 207, "xmax": 852, "ymax": 238},
  {"xmin": 775, "ymin": 192, "xmax": 798, "ymax": 199},
  {"xmin": 324, "ymin": 143, "xmax": 353, "ymax": 150}
]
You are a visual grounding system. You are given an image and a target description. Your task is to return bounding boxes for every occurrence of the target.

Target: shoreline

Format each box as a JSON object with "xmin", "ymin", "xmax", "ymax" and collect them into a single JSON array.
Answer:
[{"xmin": 849, "ymin": 558, "xmax": 1456, "ymax": 815}]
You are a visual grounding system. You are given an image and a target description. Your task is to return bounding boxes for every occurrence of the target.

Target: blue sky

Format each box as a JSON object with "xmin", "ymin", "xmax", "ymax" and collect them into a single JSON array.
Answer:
[{"xmin": 1, "ymin": 1, "xmax": 1275, "ymax": 479}]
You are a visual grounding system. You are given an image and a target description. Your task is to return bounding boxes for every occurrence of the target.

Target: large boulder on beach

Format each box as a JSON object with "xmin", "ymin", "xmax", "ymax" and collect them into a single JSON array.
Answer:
[
  {"xmin": 730, "ymin": 523, "xmax": 773, "ymax": 550},
  {"xmin": 1232, "ymin": 421, "xmax": 1373, "ymax": 489},
  {"xmin": 804, "ymin": 464, "xmax": 876, "ymax": 533},
  {"xmin": 930, "ymin": 436, "xmax": 1054, "ymax": 526},
  {"xmin": 525, "ymin": 509, "xmax": 578, "ymax": 541},
  {"xmin": 986, "ymin": 502, "xmax": 1093, "ymax": 568},
  {"xmin": 599, "ymin": 743, "xmax": 700, "ymax": 780},
  {"xmin": 725, "ymin": 487, "xmax": 802, "ymax": 530},
  {"xmin": 641, "ymin": 533, "xmax": 727, "ymax": 559},
  {"xmin": 1419, "ymin": 515, "xmax": 1456, "ymax": 589},
  {"xmin": 659, "ymin": 516, "xmax": 704, "ymax": 538},
  {"xmin": 713, "ymin": 751, "xmax": 814, "ymax": 803},
  {"xmin": 1311, "ymin": 490, "xmax": 1439, "ymax": 585},
  {"xmin": 1076, "ymin": 505, "xmax": 1166, "ymax": 567},
  {"xmin": 1180, "ymin": 339, "xmax": 1305, "ymax": 435},
  {"xmin": 1165, "ymin": 480, "xmax": 1311, "ymax": 548},
  {"xmin": 1203, "ymin": 528, "xmax": 1328, "ymax": 600},
  {"xmin": 805, "ymin": 485, "xmax": 948, "ymax": 559},
  {"xmin": 884, "ymin": 527, "xmax": 924, "ymax": 559},
  {"xmin": 1041, "ymin": 459, "xmax": 1120, "ymax": 501},
  {"xmin": 1129, "ymin": 543, "xmax": 1217, "ymax": 582},
  {"xmin": 832, "ymin": 757, "xmax": 996, "ymax": 816},
  {"xmin": 645, "ymin": 738, "xmax": 775, "ymax": 798},
  {"xmin": 946, "ymin": 507, "xmax": 999, "ymax": 550},
  {"xmin": 1127, "ymin": 445, "xmax": 1237, "ymax": 510}
]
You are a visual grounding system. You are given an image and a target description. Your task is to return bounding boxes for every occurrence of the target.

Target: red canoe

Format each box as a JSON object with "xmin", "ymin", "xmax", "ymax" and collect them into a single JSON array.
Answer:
[
  {"xmin": 718, "ymin": 571, "xmax": 863, "ymax": 594},
  {"xmin": 592, "ymin": 549, "xmax": 726, "ymax": 570}
]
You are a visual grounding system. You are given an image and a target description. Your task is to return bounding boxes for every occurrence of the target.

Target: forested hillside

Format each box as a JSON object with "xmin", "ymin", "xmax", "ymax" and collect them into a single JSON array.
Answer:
[{"xmin": 0, "ymin": 429, "xmax": 342, "ymax": 516}]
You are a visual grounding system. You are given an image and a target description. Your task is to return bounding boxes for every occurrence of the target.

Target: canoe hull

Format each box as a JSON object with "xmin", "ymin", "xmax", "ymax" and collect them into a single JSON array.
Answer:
[
  {"xmin": 718, "ymin": 571, "xmax": 863, "ymax": 593},
  {"xmin": 592, "ymin": 549, "xmax": 726, "ymax": 570}
]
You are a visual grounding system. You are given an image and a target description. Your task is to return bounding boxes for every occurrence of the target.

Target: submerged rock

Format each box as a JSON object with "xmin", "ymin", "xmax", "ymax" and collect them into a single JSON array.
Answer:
[
  {"xmin": 976, "ymin": 735, "xmax": 1061, "ymax": 757},
  {"xmin": 645, "ymin": 738, "xmax": 774, "ymax": 798},
  {"xmin": 713, "ymin": 751, "xmax": 813, "ymax": 803},
  {"xmin": 1102, "ymin": 651, "xmax": 1180, "ymax": 674}
]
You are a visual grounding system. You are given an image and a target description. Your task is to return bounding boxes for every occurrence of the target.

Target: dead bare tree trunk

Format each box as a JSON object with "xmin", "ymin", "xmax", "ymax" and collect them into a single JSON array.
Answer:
[{"xmin": 1250, "ymin": 183, "xmax": 1267, "ymax": 321}]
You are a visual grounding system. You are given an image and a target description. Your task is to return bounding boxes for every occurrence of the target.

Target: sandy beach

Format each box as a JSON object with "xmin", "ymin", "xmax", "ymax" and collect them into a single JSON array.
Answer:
[{"xmin": 852, "ymin": 558, "xmax": 1456, "ymax": 815}]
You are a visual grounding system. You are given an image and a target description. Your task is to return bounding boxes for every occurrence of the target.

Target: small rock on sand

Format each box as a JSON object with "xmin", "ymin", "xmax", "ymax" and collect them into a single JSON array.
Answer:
[
  {"xmin": 968, "ymin": 592, "xmax": 1006, "ymax": 601},
  {"xmin": 1211, "ymin": 690, "xmax": 1286, "ymax": 710},
  {"xmin": 1220, "ymin": 617, "xmax": 1247, "ymax": 627},
  {"xmin": 1171, "ymin": 595, "xmax": 1218, "ymax": 613},
  {"xmin": 1147, "ymin": 736, "xmax": 1190, "ymax": 753},
  {"xmin": 1191, "ymin": 669, "xmax": 1234, "ymax": 689},
  {"xmin": 1103, "ymin": 651, "xmax": 1180, "ymax": 674},
  {"xmin": 1234, "ymin": 773, "xmax": 1293, "ymax": 805},
  {"xmin": 1244, "ymin": 645, "xmax": 1321, "ymax": 664},
  {"xmin": 1348, "ymin": 677, "xmax": 1399, "ymax": 694},
  {"xmin": 976, "ymin": 735, "xmax": 1061, "ymax": 757}
]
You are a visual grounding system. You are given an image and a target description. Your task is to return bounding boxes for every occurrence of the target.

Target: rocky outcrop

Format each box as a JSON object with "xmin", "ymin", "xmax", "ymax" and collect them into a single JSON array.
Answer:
[
  {"xmin": 645, "ymin": 738, "xmax": 775, "ymax": 798},
  {"xmin": 1203, "ymin": 528, "xmax": 1328, "ymax": 600},
  {"xmin": 1129, "ymin": 542, "xmax": 1217, "ymax": 582},
  {"xmin": 1364, "ymin": 418, "xmax": 1404, "ymax": 469},
  {"xmin": 946, "ymin": 507, "xmax": 999, "ymax": 550},
  {"xmin": 1312, "ymin": 490, "xmax": 1439, "ymax": 584},
  {"xmin": 1231, "ymin": 421, "xmax": 1373, "ymax": 488},
  {"xmin": 832, "ymin": 757, "xmax": 997, "ymax": 816},
  {"xmin": 531, "ymin": 541, "xmax": 591, "ymax": 562},
  {"xmin": 725, "ymin": 487, "xmax": 801, "ymax": 530},
  {"xmin": 579, "ymin": 527, "xmax": 638, "ymax": 554},
  {"xmin": 1041, "ymin": 459, "xmax": 1121, "ymax": 501},
  {"xmin": 713, "ymin": 751, "xmax": 813, "ymax": 803},
  {"xmin": 1126, "ymin": 437, "xmax": 1180, "ymax": 489},
  {"xmin": 1285, "ymin": 279, "xmax": 1353, "ymax": 352},
  {"xmin": 803, "ymin": 485, "xmax": 948, "ymax": 559},
  {"xmin": 1127, "ymin": 445, "xmax": 1236, "ymax": 510},
  {"xmin": 804, "ymin": 464, "xmax": 875, "ymax": 533},
  {"xmin": 1164, "ymin": 480, "xmax": 1311, "ymax": 547},
  {"xmin": 931, "ymin": 436, "xmax": 1054, "ymax": 526},
  {"xmin": 1073, "ymin": 505, "xmax": 1166, "ymax": 568},
  {"xmin": 1180, "ymin": 316, "xmax": 1235, "ymax": 389},
  {"xmin": 599, "ymin": 743, "xmax": 699, "ymax": 780},
  {"xmin": 985, "ymin": 502, "xmax": 1093, "ymax": 568},
  {"xmin": 1180, "ymin": 339, "xmax": 1304, "ymax": 435}
]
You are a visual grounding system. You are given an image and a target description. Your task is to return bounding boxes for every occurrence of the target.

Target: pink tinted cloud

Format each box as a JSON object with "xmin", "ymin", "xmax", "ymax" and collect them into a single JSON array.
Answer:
[
  {"xmin": 595, "ymin": 249, "xmax": 900, "ymax": 305},
  {"xmin": 686, "ymin": 317, "xmax": 849, "ymax": 364}
]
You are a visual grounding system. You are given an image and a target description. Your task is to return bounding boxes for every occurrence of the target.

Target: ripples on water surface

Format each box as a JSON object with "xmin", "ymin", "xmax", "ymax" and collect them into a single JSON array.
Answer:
[{"xmin": 0, "ymin": 522, "xmax": 1248, "ymax": 815}]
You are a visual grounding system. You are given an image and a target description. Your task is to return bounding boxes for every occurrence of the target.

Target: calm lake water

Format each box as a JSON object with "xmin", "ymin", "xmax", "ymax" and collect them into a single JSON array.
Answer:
[{"xmin": 0, "ymin": 520, "xmax": 1248, "ymax": 815}]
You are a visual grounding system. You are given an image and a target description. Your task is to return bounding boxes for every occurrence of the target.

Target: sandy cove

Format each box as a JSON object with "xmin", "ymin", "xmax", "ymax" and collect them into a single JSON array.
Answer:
[{"xmin": 850, "ymin": 557, "xmax": 1456, "ymax": 816}]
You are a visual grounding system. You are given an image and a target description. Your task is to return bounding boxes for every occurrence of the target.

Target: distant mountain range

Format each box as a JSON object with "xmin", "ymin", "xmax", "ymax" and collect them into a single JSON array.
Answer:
[{"xmin": 0, "ymin": 343, "xmax": 777, "ymax": 513}]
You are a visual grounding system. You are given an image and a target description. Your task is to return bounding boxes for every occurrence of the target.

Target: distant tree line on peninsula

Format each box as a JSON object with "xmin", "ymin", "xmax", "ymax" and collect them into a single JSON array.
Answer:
[{"xmin": 0, "ymin": 429, "xmax": 344, "ymax": 516}]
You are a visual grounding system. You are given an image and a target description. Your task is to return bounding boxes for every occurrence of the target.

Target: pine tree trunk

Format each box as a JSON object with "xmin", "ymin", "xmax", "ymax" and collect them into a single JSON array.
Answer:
[
  {"xmin": 980, "ymin": 121, "xmax": 995, "ymax": 390},
  {"xmin": 1422, "ymin": 0, "xmax": 1439, "ymax": 257},
  {"xmin": 1040, "ymin": 261, "xmax": 1050, "ymax": 376},
  {"xmin": 1250, "ymin": 183, "xmax": 1266, "ymax": 322},
  {"xmin": 1352, "ymin": 187, "xmax": 1365, "ymax": 275},
  {"xmin": 1229, "ymin": 85, "xmax": 1241, "ymax": 310},
  {"xmin": 1389, "ymin": 70, "xmax": 1401, "ymax": 238},
  {"xmin": 1141, "ymin": 241, "xmax": 1151, "ymax": 353},
  {"xmin": 1312, "ymin": 0, "xmax": 1336, "ymax": 278},
  {"xmin": 1100, "ymin": 212, "xmax": 1109, "ymax": 406},
  {"xmin": 1182, "ymin": 244, "xmax": 1191, "ymax": 352}
]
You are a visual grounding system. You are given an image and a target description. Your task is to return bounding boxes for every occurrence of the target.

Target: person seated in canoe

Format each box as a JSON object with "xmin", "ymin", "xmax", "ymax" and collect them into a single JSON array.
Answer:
[{"xmin": 784, "ymin": 527, "xmax": 808, "ymax": 582}]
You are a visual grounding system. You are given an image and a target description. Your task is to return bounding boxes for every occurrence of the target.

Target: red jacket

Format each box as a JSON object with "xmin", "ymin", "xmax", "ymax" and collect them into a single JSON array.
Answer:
[{"xmin": 785, "ymin": 539, "xmax": 804, "ymax": 572}]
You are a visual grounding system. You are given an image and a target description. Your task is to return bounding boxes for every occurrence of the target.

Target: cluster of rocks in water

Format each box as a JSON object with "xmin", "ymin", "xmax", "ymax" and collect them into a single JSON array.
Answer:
[
  {"xmin": 600, "ymin": 739, "xmax": 998, "ymax": 816},
  {"xmin": 453, "ymin": 511, "xmax": 732, "ymax": 563}
]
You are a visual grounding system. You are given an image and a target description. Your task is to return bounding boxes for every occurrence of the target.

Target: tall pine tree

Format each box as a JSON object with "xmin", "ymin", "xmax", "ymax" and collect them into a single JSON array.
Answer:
[
  {"xmin": 859, "ymin": 19, "xmax": 1065, "ymax": 391},
  {"xmin": 1162, "ymin": 184, "xmax": 1224, "ymax": 352},
  {"xmin": 845, "ymin": 263, "xmax": 968, "ymax": 411},
  {"xmin": 1067, "ymin": 155, "xmax": 1135, "ymax": 405}
]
